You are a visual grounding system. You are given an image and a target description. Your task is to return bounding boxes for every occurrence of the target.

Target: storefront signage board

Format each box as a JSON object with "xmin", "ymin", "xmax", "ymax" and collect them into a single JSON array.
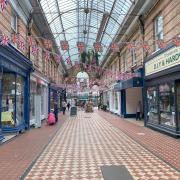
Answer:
[{"xmin": 145, "ymin": 46, "xmax": 180, "ymax": 76}]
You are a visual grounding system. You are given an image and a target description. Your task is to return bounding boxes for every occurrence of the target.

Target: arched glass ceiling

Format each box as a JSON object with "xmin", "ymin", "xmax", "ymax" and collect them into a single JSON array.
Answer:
[{"xmin": 39, "ymin": 0, "xmax": 133, "ymax": 68}]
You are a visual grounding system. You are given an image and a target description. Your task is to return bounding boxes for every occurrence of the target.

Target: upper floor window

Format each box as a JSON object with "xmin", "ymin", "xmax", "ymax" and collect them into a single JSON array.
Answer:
[
  {"xmin": 122, "ymin": 51, "xmax": 127, "ymax": 72},
  {"xmin": 154, "ymin": 15, "xmax": 163, "ymax": 50},
  {"xmin": 131, "ymin": 44, "xmax": 136, "ymax": 66},
  {"xmin": 11, "ymin": 11, "xmax": 17, "ymax": 32}
]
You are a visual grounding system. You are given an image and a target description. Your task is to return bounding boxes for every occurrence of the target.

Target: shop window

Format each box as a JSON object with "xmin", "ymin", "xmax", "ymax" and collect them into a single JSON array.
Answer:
[
  {"xmin": 176, "ymin": 82, "xmax": 180, "ymax": 129},
  {"xmin": 41, "ymin": 86, "xmax": 45, "ymax": 115},
  {"xmin": 1, "ymin": 74, "xmax": 16, "ymax": 127},
  {"xmin": 114, "ymin": 92, "xmax": 118, "ymax": 110},
  {"xmin": 147, "ymin": 86, "xmax": 158, "ymax": 124},
  {"xmin": 30, "ymin": 81, "xmax": 36, "ymax": 120},
  {"xmin": 1, "ymin": 74, "xmax": 25, "ymax": 127},
  {"xmin": 154, "ymin": 15, "xmax": 163, "ymax": 51},
  {"xmin": 159, "ymin": 83, "xmax": 175, "ymax": 127},
  {"xmin": 16, "ymin": 75, "xmax": 25, "ymax": 125}
]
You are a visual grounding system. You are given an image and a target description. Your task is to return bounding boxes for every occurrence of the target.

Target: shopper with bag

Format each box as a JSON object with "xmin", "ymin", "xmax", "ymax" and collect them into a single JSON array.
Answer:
[{"xmin": 47, "ymin": 110, "xmax": 56, "ymax": 125}]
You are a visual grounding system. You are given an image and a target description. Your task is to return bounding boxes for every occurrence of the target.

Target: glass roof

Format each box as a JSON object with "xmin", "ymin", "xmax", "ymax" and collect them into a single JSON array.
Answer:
[{"xmin": 39, "ymin": 0, "xmax": 133, "ymax": 68}]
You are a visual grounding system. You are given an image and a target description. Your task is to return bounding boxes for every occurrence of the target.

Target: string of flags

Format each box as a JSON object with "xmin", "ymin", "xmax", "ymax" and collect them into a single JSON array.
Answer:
[
  {"xmin": 0, "ymin": 0, "xmax": 9, "ymax": 13},
  {"xmin": 0, "ymin": 32, "xmax": 180, "ymax": 65}
]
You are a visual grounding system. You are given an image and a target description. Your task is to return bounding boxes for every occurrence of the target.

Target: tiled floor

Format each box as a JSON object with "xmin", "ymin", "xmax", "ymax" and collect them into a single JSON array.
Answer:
[
  {"xmin": 0, "ymin": 113, "xmax": 67, "ymax": 180},
  {"xmin": 97, "ymin": 110, "xmax": 180, "ymax": 171},
  {"xmin": 25, "ymin": 111, "xmax": 180, "ymax": 180}
]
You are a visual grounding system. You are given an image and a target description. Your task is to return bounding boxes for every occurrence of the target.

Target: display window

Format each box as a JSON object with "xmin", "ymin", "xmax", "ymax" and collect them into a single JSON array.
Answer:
[
  {"xmin": 176, "ymin": 82, "xmax": 180, "ymax": 129},
  {"xmin": 41, "ymin": 86, "xmax": 45, "ymax": 115},
  {"xmin": 30, "ymin": 81, "xmax": 36, "ymax": 120},
  {"xmin": 159, "ymin": 83, "xmax": 175, "ymax": 127},
  {"xmin": 16, "ymin": 75, "xmax": 25, "ymax": 125},
  {"xmin": 147, "ymin": 86, "xmax": 159, "ymax": 124},
  {"xmin": 114, "ymin": 92, "xmax": 118, "ymax": 110},
  {"xmin": 1, "ymin": 73, "xmax": 25, "ymax": 127},
  {"xmin": 147, "ymin": 83, "xmax": 176, "ymax": 127}
]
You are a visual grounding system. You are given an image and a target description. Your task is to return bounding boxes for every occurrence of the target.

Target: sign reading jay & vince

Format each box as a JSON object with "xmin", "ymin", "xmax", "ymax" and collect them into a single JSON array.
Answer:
[{"xmin": 145, "ymin": 46, "xmax": 180, "ymax": 76}]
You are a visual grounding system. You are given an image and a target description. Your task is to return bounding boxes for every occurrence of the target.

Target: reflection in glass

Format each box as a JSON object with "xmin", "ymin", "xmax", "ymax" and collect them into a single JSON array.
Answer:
[
  {"xmin": 30, "ymin": 81, "xmax": 36, "ymax": 120},
  {"xmin": 16, "ymin": 75, "xmax": 25, "ymax": 125},
  {"xmin": 176, "ymin": 82, "xmax": 180, "ymax": 129},
  {"xmin": 159, "ymin": 83, "xmax": 175, "ymax": 127},
  {"xmin": 147, "ymin": 86, "xmax": 158, "ymax": 123},
  {"xmin": 1, "ymin": 73, "xmax": 15, "ymax": 127},
  {"xmin": 41, "ymin": 86, "xmax": 45, "ymax": 115},
  {"xmin": 115, "ymin": 92, "xmax": 118, "ymax": 110}
]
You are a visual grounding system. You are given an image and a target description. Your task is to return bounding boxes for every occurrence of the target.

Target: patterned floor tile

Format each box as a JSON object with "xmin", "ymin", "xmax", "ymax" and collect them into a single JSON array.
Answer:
[{"xmin": 25, "ymin": 111, "xmax": 180, "ymax": 180}]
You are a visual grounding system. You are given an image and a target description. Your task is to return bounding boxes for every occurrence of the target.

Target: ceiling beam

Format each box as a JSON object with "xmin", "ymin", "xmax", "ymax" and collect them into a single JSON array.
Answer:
[{"xmin": 55, "ymin": 0, "xmax": 72, "ymax": 66}]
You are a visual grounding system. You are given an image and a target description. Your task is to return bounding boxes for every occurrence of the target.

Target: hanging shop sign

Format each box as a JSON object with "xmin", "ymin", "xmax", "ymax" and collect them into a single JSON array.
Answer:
[{"xmin": 145, "ymin": 46, "xmax": 180, "ymax": 76}]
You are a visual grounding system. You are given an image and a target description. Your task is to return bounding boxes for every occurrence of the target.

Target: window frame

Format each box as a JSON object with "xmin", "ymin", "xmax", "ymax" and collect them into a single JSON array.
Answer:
[
  {"xmin": 154, "ymin": 15, "xmax": 164, "ymax": 51},
  {"xmin": 11, "ymin": 10, "xmax": 18, "ymax": 33}
]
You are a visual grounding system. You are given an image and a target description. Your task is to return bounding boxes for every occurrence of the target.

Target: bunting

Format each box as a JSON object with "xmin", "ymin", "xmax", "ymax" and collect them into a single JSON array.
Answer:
[
  {"xmin": 18, "ymin": 39, "xmax": 25, "ymax": 51},
  {"xmin": 93, "ymin": 42, "xmax": 102, "ymax": 52},
  {"xmin": 0, "ymin": 0, "xmax": 8, "ymax": 12},
  {"xmin": 141, "ymin": 42, "xmax": 150, "ymax": 52},
  {"xmin": 11, "ymin": 33, "xmax": 18, "ymax": 44},
  {"xmin": 0, "ymin": 34, "xmax": 9, "ymax": 46},
  {"xmin": 77, "ymin": 42, "xmax": 85, "ymax": 52},
  {"xmin": 110, "ymin": 43, "xmax": 119, "ymax": 52},
  {"xmin": 127, "ymin": 42, "xmax": 136, "ymax": 51},
  {"xmin": 60, "ymin": 41, "xmax": 69, "ymax": 50},
  {"xmin": 28, "ymin": 36, "xmax": 34, "ymax": 47},
  {"xmin": 66, "ymin": 57, "xmax": 72, "ymax": 65},
  {"xmin": 173, "ymin": 37, "xmax": 180, "ymax": 46},
  {"xmin": 31, "ymin": 45, "xmax": 39, "ymax": 56},
  {"xmin": 156, "ymin": 40, "xmax": 167, "ymax": 49},
  {"xmin": 44, "ymin": 39, "xmax": 52, "ymax": 49},
  {"xmin": 44, "ymin": 51, "xmax": 50, "ymax": 60}
]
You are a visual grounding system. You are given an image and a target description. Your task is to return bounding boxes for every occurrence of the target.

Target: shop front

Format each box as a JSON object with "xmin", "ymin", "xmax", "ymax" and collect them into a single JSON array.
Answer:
[
  {"xmin": 0, "ymin": 44, "xmax": 33, "ymax": 134},
  {"xmin": 102, "ymin": 90, "xmax": 110, "ymax": 111},
  {"xmin": 30, "ymin": 73, "xmax": 49, "ymax": 127},
  {"xmin": 114, "ymin": 72, "xmax": 143, "ymax": 118},
  {"xmin": 110, "ymin": 83, "xmax": 121, "ymax": 115},
  {"xmin": 144, "ymin": 44, "xmax": 180, "ymax": 137},
  {"xmin": 49, "ymin": 84, "xmax": 64, "ymax": 113}
]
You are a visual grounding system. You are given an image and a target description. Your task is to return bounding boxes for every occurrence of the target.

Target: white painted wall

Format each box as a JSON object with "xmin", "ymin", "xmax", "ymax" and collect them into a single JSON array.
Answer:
[{"xmin": 126, "ymin": 88, "xmax": 142, "ymax": 114}]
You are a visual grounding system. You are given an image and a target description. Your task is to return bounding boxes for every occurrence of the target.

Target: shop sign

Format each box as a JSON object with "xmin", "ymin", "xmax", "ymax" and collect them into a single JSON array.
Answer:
[{"xmin": 145, "ymin": 46, "xmax": 180, "ymax": 76}]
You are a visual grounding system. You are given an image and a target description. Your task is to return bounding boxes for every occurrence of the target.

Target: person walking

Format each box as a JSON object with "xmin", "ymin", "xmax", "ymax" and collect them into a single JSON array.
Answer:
[
  {"xmin": 136, "ymin": 101, "xmax": 142, "ymax": 120},
  {"xmin": 62, "ymin": 101, "xmax": 66, "ymax": 115},
  {"xmin": 54, "ymin": 102, "xmax": 58, "ymax": 123},
  {"xmin": 67, "ymin": 102, "xmax": 71, "ymax": 111}
]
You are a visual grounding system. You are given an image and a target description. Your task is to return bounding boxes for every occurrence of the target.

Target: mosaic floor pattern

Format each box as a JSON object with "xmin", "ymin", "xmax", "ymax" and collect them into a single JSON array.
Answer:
[{"xmin": 25, "ymin": 111, "xmax": 180, "ymax": 180}]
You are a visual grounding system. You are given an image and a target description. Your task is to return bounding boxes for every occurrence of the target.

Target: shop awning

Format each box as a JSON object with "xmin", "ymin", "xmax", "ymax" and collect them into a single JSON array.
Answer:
[{"xmin": 114, "ymin": 77, "xmax": 143, "ymax": 91}]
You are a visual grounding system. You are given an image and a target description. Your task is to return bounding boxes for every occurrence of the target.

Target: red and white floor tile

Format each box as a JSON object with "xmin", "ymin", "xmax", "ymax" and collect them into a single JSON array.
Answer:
[{"xmin": 25, "ymin": 111, "xmax": 180, "ymax": 180}]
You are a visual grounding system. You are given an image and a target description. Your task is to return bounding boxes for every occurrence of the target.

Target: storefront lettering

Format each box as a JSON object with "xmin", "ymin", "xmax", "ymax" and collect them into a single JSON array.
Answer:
[
  {"xmin": 166, "ymin": 53, "xmax": 180, "ymax": 64},
  {"xmin": 145, "ymin": 46, "xmax": 180, "ymax": 76}
]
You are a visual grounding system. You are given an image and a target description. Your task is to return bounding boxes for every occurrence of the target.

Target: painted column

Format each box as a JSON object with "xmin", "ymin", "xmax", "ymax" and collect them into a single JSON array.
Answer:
[
  {"xmin": 24, "ymin": 74, "xmax": 31, "ymax": 129},
  {"xmin": 0, "ymin": 77, "xmax": 4, "ymax": 140}
]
